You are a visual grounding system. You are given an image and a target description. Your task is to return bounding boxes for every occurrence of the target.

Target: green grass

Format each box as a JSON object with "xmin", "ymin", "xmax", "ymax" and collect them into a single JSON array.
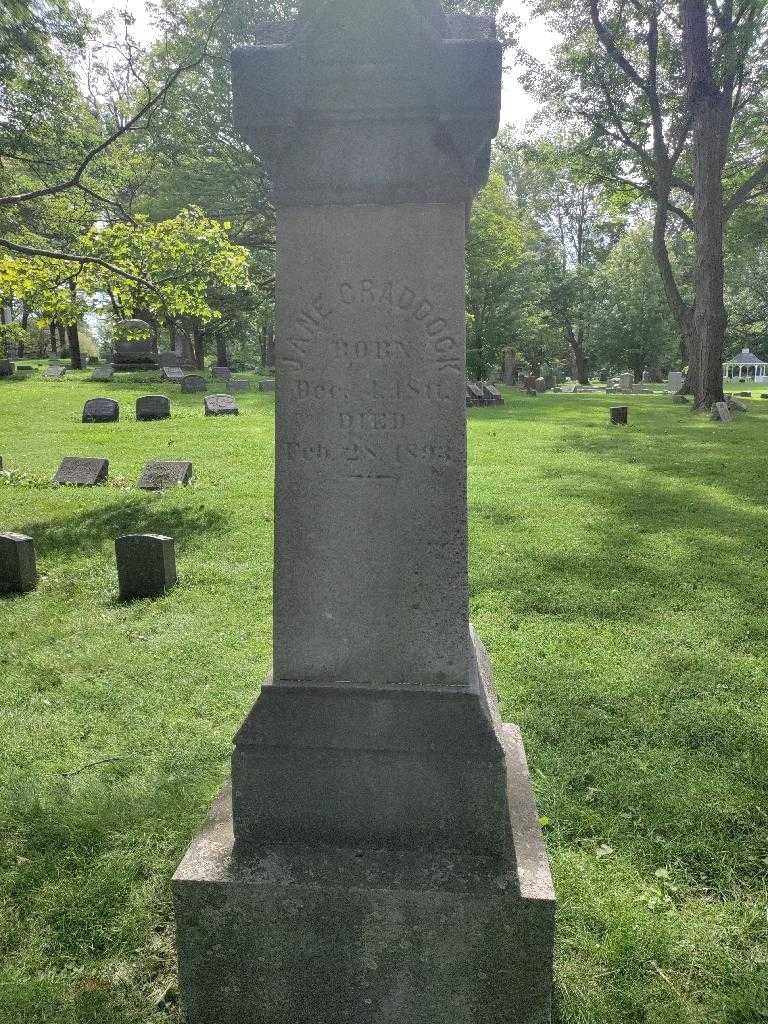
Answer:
[{"xmin": 1, "ymin": 366, "xmax": 767, "ymax": 1023}]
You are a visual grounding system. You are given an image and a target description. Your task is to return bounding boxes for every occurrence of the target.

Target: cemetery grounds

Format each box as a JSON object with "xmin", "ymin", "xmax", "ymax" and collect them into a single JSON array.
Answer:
[{"xmin": 0, "ymin": 366, "xmax": 766, "ymax": 1023}]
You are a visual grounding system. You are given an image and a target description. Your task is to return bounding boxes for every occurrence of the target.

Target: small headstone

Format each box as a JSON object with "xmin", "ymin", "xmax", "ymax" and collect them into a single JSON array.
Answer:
[
  {"xmin": 116, "ymin": 534, "xmax": 177, "ymax": 601},
  {"xmin": 82, "ymin": 398, "xmax": 119, "ymax": 423},
  {"xmin": 158, "ymin": 351, "xmax": 183, "ymax": 368},
  {"xmin": 0, "ymin": 533, "xmax": 37, "ymax": 594},
  {"xmin": 137, "ymin": 461, "xmax": 193, "ymax": 490},
  {"xmin": 259, "ymin": 379, "xmax": 276, "ymax": 393},
  {"xmin": 0, "ymin": 360, "xmax": 14, "ymax": 378},
  {"xmin": 738, "ymin": 392, "xmax": 752, "ymax": 398},
  {"xmin": 610, "ymin": 406, "xmax": 628, "ymax": 426},
  {"xmin": 668, "ymin": 371, "xmax": 684, "ymax": 394},
  {"xmin": 87, "ymin": 356, "xmax": 100, "ymax": 366},
  {"xmin": 181, "ymin": 375, "xmax": 207, "ymax": 393},
  {"xmin": 726, "ymin": 396, "xmax": 747, "ymax": 412},
  {"xmin": 162, "ymin": 366, "xmax": 186, "ymax": 382},
  {"xmin": 227, "ymin": 378, "xmax": 251, "ymax": 392},
  {"xmin": 53, "ymin": 457, "xmax": 109, "ymax": 486},
  {"xmin": 90, "ymin": 364, "xmax": 114, "ymax": 382},
  {"xmin": 482, "ymin": 383, "xmax": 504, "ymax": 405},
  {"xmin": 466, "ymin": 381, "xmax": 485, "ymax": 406},
  {"xmin": 641, "ymin": 370, "xmax": 652, "ymax": 383},
  {"xmin": 711, "ymin": 401, "xmax": 732, "ymax": 422},
  {"xmin": 761, "ymin": 394, "xmax": 768, "ymax": 400},
  {"xmin": 535, "ymin": 376, "xmax": 547, "ymax": 393},
  {"xmin": 136, "ymin": 395, "xmax": 171, "ymax": 421},
  {"xmin": 205, "ymin": 393, "xmax": 239, "ymax": 417},
  {"xmin": 16, "ymin": 365, "xmax": 34, "ymax": 375},
  {"xmin": 619, "ymin": 372, "xmax": 634, "ymax": 391},
  {"xmin": 44, "ymin": 365, "xmax": 66, "ymax": 380},
  {"xmin": 211, "ymin": 366, "xmax": 232, "ymax": 380}
]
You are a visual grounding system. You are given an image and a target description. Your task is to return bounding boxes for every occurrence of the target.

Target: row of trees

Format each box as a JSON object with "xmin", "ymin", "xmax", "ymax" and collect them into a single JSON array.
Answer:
[{"xmin": 2, "ymin": 1, "xmax": 767, "ymax": 403}]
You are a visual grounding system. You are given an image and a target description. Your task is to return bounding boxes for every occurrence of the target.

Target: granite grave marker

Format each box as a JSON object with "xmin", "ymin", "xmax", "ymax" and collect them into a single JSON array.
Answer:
[
  {"xmin": 204, "ymin": 393, "xmax": 239, "ymax": 416},
  {"xmin": 116, "ymin": 533, "xmax": 177, "ymax": 600},
  {"xmin": 53, "ymin": 457, "xmax": 108, "ymax": 485},
  {"xmin": 90, "ymin": 364, "xmax": 114, "ymax": 382},
  {"xmin": 181, "ymin": 375, "xmax": 207, "ymax": 393},
  {"xmin": 136, "ymin": 395, "xmax": 171, "ymax": 421},
  {"xmin": 174, "ymin": 6, "xmax": 555, "ymax": 1024},
  {"xmin": 137, "ymin": 461, "xmax": 193, "ymax": 490},
  {"xmin": 0, "ymin": 533, "xmax": 37, "ymax": 594},
  {"xmin": 82, "ymin": 398, "xmax": 119, "ymax": 423},
  {"xmin": 44, "ymin": 365, "xmax": 66, "ymax": 380}
]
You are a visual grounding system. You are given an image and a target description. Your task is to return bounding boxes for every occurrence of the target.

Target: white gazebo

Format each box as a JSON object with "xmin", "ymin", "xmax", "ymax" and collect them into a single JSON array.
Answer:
[{"xmin": 723, "ymin": 348, "xmax": 768, "ymax": 382}]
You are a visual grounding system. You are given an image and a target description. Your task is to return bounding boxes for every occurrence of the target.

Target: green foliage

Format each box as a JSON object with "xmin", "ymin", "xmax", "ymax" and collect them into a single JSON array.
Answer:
[{"xmin": 0, "ymin": 321, "xmax": 27, "ymax": 357}]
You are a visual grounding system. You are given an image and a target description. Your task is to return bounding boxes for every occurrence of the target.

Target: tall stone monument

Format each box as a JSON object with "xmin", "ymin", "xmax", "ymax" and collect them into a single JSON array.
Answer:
[{"xmin": 173, "ymin": 3, "xmax": 555, "ymax": 1022}]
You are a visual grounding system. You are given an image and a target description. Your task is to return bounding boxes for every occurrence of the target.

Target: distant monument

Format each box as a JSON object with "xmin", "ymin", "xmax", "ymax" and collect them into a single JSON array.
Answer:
[
  {"xmin": 112, "ymin": 319, "xmax": 158, "ymax": 372},
  {"xmin": 174, "ymin": 4, "xmax": 555, "ymax": 1023}
]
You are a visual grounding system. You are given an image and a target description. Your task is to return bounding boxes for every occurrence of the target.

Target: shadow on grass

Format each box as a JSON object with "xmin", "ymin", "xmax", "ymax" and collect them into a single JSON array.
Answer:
[{"xmin": 20, "ymin": 498, "xmax": 229, "ymax": 557}]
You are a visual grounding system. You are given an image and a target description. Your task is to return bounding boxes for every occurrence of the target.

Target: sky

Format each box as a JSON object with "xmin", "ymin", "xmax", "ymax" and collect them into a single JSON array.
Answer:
[{"xmin": 90, "ymin": 0, "xmax": 554, "ymax": 129}]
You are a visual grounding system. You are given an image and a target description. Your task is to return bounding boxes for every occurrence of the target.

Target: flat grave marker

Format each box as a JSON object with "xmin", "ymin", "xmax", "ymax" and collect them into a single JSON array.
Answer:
[
  {"xmin": 181, "ymin": 375, "xmax": 207, "ymax": 393},
  {"xmin": 204, "ymin": 394, "xmax": 239, "ymax": 416},
  {"xmin": 90, "ymin": 364, "xmax": 114, "ymax": 382},
  {"xmin": 53, "ymin": 457, "xmax": 108, "ymax": 486},
  {"xmin": 44, "ymin": 365, "xmax": 66, "ymax": 380},
  {"xmin": 227, "ymin": 378, "xmax": 251, "ymax": 392},
  {"xmin": 137, "ymin": 461, "xmax": 193, "ymax": 490}
]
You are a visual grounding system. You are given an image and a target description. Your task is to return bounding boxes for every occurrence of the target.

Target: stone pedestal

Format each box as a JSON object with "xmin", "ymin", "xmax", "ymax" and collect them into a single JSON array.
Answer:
[{"xmin": 174, "ymin": 3, "xmax": 554, "ymax": 1021}]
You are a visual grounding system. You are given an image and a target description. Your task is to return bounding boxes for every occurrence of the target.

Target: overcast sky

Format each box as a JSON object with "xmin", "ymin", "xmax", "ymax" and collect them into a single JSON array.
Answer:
[{"xmin": 90, "ymin": 0, "xmax": 554, "ymax": 129}]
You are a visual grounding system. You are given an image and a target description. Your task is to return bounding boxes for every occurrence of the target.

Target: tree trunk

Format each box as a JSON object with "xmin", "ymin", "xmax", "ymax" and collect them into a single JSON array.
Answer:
[
  {"xmin": 566, "ymin": 324, "xmax": 588, "ymax": 384},
  {"xmin": 216, "ymin": 334, "xmax": 230, "ymax": 368},
  {"xmin": 67, "ymin": 282, "xmax": 82, "ymax": 369},
  {"xmin": 681, "ymin": 0, "xmax": 728, "ymax": 409},
  {"xmin": 265, "ymin": 324, "xmax": 275, "ymax": 368},
  {"xmin": 57, "ymin": 323, "xmax": 66, "ymax": 353},
  {"xmin": 192, "ymin": 322, "xmax": 205, "ymax": 370},
  {"xmin": 50, "ymin": 323, "xmax": 58, "ymax": 354}
]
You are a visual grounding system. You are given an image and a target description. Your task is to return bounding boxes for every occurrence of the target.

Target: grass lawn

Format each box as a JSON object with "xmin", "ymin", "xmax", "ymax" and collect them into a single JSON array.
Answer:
[{"xmin": 1, "ymin": 366, "xmax": 766, "ymax": 1023}]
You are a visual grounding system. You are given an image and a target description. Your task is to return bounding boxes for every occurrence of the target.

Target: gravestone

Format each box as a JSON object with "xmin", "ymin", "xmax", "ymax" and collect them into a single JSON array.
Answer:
[
  {"xmin": 466, "ymin": 380, "xmax": 485, "ymax": 405},
  {"xmin": 90, "ymin": 364, "xmax": 114, "ymax": 382},
  {"xmin": 0, "ymin": 533, "xmax": 37, "ymax": 594},
  {"xmin": 482, "ymin": 382, "xmax": 504, "ymax": 405},
  {"xmin": 53, "ymin": 457, "xmax": 108, "ymax": 485},
  {"xmin": 82, "ymin": 398, "xmax": 119, "ymax": 423},
  {"xmin": 501, "ymin": 347, "xmax": 517, "ymax": 385},
  {"xmin": 212, "ymin": 366, "xmax": 233, "ymax": 380},
  {"xmin": 227, "ymin": 378, "xmax": 251, "ymax": 392},
  {"xmin": 113, "ymin": 321, "xmax": 158, "ymax": 371},
  {"xmin": 259, "ymin": 378, "xmax": 276, "ymax": 392},
  {"xmin": 535, "ymin": 375, "xmax": 547, "ymax": 393},
  {"xmin": 0, "ymin": 359, "xmax": 14, "ymax": 378},
  {"xmin": 116, "ymin": 534, "xmax": 177, "ymax": 600},
  {"xmin": 610, "ymin": 406, "xmax": 628, "ymax": 425},
  {"xmin": 619, "ymin": 371, "xmax": 634, "ymax": 391},
  {"xmin": 136, "ymin": 395, "xmax": 171, "ymax": 421},
  {"xmin": 87, "ymin": 355, "xmax": 100, "ymax": 366},
  {"xmin": 181, "ymin": 375, "xmax": 207, "ymax": 393},
  {"xmin": 137, "ymin": 461, "xmax": 193, "ymax": 490},
  {"xmin": 174, "ymin": 7, "xmax": 554, "ymax": 1024},
  {"xmin": 204, "ymin": 394, "xmax": 239, "ymax": 416},
  {"xmin": 711, "ymin": 401, "xmax": 732, "ymax": 422},
  {"xmin": 158, "ymin": 351, "xmax": 183, "ymax": 368},
  {"xmin": 44, "ymin": 365, "xmax": 66, "ymax": 380},
  {"xmin": 668, "ymin": 371, "xmax": 684, "ymax": 394},
  {"xmin": 161, "ymin": 366, "xmax": 186, "ymax": 382}
]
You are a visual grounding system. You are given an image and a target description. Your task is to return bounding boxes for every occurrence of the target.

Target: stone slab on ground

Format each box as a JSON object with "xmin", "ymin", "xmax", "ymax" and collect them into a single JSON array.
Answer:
[
  {"xmin": 90, "ymin": 364, "xmax": 115, "ymax": 382},
  {"xmin": 44, "ymin": 365, "xmax": 66, "ymax": 380},
  {"xmin": 116, "ymin": 533, "xmax": 177, "ymax": 600},
  {"xmin": 204, "ymin": 394, "xmax": 239, "ymax": 416},
  {"xmin": 227, "ymin": 378, "xmax": 251, "ymax": 392},
  {"xmin": 181, "ymin": 375, "xmax": 207, "ymax": 393},
  {"xmin": 82, "ymin": 398, "xmax": 119, "ymax": 423},
  {"xmin": 162, "ymin": 366, "xmax": 186, "ymax": 382},
  {"xmin": 137, "ymin": 461, "xmax": 193, "ymax": 490},
  {"xmin": 712, "ymin": 401, "xmax": 732, "ymax": 422},
  {"xmin": 136, "ymin": 395, "xmax": 171, "ymax": 421},
  {"xmin": 54, "ymin": 457, "xmax": 108, "ymax": 485},
  {"xmin": 211, "ymin": 366, "xmax": 232, "ymax": 380},
  {"xmin": 0, "ymin": 532, "xmax": 37, "ymax": 594}
]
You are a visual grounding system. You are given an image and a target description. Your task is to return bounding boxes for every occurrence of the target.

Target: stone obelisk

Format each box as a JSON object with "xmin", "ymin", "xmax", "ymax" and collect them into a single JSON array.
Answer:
[{"xmin": 173, "ymin": 3, "xmax": 555, "ymax": 1021}]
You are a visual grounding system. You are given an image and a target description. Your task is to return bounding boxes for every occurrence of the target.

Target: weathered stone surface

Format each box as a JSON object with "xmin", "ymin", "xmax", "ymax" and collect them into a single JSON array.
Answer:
[
  {"xmin": 0, "ymin": 360, "xmax": 14, "ymax": 378},
  {"xmin": 162, "ymin": 366, "xmax": 186, "ymax": 382},
  {"xmin": 482, "ymin": 382, "xmax": 504, "ymax": 404},
  {"xmin": 44, "ymin": 365, "xmax": 66, "ymax": 380},
  {"xmin": 668, "ymin": 370, "xmax": 684, "ymax": 394},
  {"xmin": 259, "ymin": 378, "xmax": 275, "ymax": 392},
  {"xmin": 227, "ymin": 378, "xmax": 251, "ymax": 392},
  {"xmin": 181, "ymin": 375, "xmax": 207, "ymax": 393},
  {"xmin": 610, "ymin": 405, "xmax": 628, "ymax": 425},
  {"xmin": 116, "ymin": 533, "xmax": 177, "ymax": 600},
  {"xmin": 158, "ymin": 351, "xmax": 183, "ymax": 368},
  {"xmin": 211, "ymin": 365, "xmax": 232, "ymax": 380},
  {"xmin": 82, "ymin": 398, "xmax": 119, "ymax": 423},
  {"xmin": 114, "ymin": 338, "xmax": 158, "ymax": 371},
  {"xmin": 466, "ymin": 381, "xmax": 485, "ymax": 405},
  {"xmin": 711, "ymin": 401, "xmax": 732, "ymax": 422},
  {"xmin": 137, "ymin": 461, "xmax": 193, "ymax": 490},
  {"xmin": 53, "ymin": 457, "xmax": 108, "ymax": 485},
  {"xmin": 90, "ymin": 364, "xmax": 114, "ymax": 382},
  {"xmin": 535, "ymin": 376, "xmax": 547, "ymax": 393},
  {"xmin": 204, "ymin": 393, "xmax": 239, "ymax": 416},
  {"xmin": 136, "ymin": 395, "xmax": 171, "ymax": 421},
  {"xmin": 726, "ymin": 396, "xmax": 747, "ymax": 412},
  {"xmin": 619, "ymin": 372, "xmax": 634, "ymax": 391},
  {"xmin": 0, "ymin": 532, "xmax": 37, "ymax": 594},
  {"xmin": 176, "ymin": 7, "xmax": 553, "ymax": 1024}
]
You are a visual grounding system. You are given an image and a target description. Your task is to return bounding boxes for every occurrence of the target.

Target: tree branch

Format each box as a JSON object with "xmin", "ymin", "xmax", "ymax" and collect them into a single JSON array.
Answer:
[{"xmin": 0, "ymin": 237, "xmax": 161, "ymax": 294}]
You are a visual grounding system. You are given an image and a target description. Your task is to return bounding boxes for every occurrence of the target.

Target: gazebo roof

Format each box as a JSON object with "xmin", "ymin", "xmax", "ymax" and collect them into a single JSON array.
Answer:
[{"xmin": 723, "ymin": 348, "xmax": 766, "ymax": 366}]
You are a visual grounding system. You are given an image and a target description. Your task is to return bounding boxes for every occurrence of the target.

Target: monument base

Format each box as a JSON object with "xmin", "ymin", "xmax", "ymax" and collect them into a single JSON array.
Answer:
[{"xmin": 173, "ymin": 723, "xmax": 554, "ymax": 1024}]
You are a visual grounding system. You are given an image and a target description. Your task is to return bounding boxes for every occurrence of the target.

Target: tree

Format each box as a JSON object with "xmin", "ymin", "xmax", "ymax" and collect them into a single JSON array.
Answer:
[{"xmin": 526, "ymin": 0, "xmax": 768, "ymax": 407}]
